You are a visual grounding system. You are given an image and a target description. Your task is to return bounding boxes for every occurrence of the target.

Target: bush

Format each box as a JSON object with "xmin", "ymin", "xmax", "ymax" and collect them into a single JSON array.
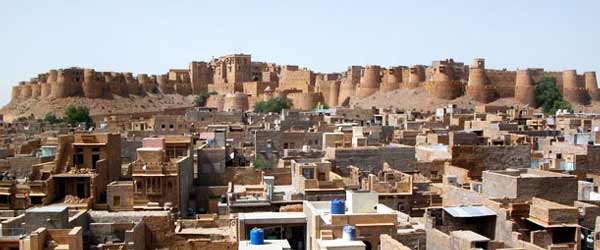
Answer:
[
  {"xmin": 195, "ymin": 92, "xmax": 216, "ymax": 107},
  {"xmin": 43, "ymin": 112, "xmax": 62, "ymax": 124},
  {"xmin": 254, "ymin": 96, "xmax": 293, "ymax": 113},
  {"xmin": 535, "ymin": 77, "xmax": 572, "ymax": 114},
  {"xmin": 253, "ymin": 155, "xmax": 272, "ymax": 169},
  {"xmin": 14, "ymin": 116, "xmax": 29, "ymax": 122},
  {"xmin": 63, "ymin": 105, "xmax": 93, "ymax": 126}
]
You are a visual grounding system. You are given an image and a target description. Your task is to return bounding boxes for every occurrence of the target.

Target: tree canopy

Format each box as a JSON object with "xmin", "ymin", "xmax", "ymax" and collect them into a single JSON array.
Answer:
[
  {"xmin": 252, "ymin": 155, "xmax": 272, "ymax": 169},
  {"xmin": 534, "ymin": 77, "xmax": 573, "ymax": 114},
  {"xmin": 194, "ymin": 92, "xmax": 216, "ymax": 107},
  {"xmin": 43, "ymin": 112, "xmax": 62, "ymax": 124},
  {"xmin": 63, "ymin": 105, "xmax": 93, "ymax": 126},
  {"xmin": 254, "ymin": 96, "xmax": 293, "ymax": 113}
]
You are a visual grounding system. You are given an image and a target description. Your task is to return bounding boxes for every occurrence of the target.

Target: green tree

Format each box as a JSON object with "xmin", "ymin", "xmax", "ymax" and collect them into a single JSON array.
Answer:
[
  {"xmin": 535, "ymin": 77, "xmax": 573, "ymax": 114},
  {"xmin": 14, "ymin": 116, "xmax": 28, "ymax": 122},
  {"xmin": 254, "ymin": 96, "xmax": 293, "ymax": 113},
  {"xmin": 43, "ymin": 112, "xmax": 62, "ymax": 124},
  {"xmin": 194, "ymin": 92, "xmax": 216, "ymax": 107},
  {"xmin": 63, "ymin": 105, "xmax": 93, "ymax": 126},
  {"xmin": 253, "ymin": 155, "xmax": 272, "ymax": 169},
  {"xmin": 314, "ymin": 103, "xmax": 329, "ymax": 110}
]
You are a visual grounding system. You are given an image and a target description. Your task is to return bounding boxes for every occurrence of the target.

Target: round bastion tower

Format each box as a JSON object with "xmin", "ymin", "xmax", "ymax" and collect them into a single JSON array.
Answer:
[
  {"xmin": 426, "ymin": 64, "xmax": 462, "ymax": 100},
  {"xmin": 287, "ymin": 92, "xmax": 318, "ymax": 110},
  {"xmin": 124, "ymin": 72, "xmax": 141, "ymax": 95},
  {"xmin": 53, "ymin": 69, "xmax": 71, "ymax": 98},
  {"xmin": 19, "ymin": 81, "xmax": 32, "ymax": 99},
  {"xmin": 562, "ymin": 70, "xmax": 589, "ymax": 105},
  {"xmin": 30, "ymin": 80, "xmax": 40, "ymax": 99},
  {"xmin": 223, "ymin": 92, "xmax": 250, "ymax": 112},
  {"xmin": 137, "ymin": 74, "xmax": 156, "ymax": 94},
  {"xmin": 11, "ymin": 85, "xmax": 21, "ymax": 102},
  {"xmin": 356, "ymin": 65, "xmax": 381, "ymax": 97},
  {"xmin": 406, "ymin": 65, "xmax": 425, "ymax": 89},
  {"xmin": 83, "ymin": 69, "xmax": 106, "ymax": 98},
  {"xmin": 156, "ymin": 74, "xmax": 174, "ymax": 94},
  {"xmin": 338, "ymin": 78, "xmax": 356, "ymax": 106},
  {"xmin": 584, "ymin": 71, "xmax": 600, "ymax": 102},
  {"xmin": 380, "ymin": 67, "xmax": 401, "ymax": 92},
  {"xmin": 328, "ymin": 81, "xmax": 340, "ymax": 108},
  {"xmin": 43, "ymin": 70, "xmax": 58, "ymax": 98},
  {"xmin": 514, "ymin": 69, "xmax": 537, "ymax": 107},
  {"xmin": 466, "ymin": 58, "xmax": 497, "ymax": 103}
]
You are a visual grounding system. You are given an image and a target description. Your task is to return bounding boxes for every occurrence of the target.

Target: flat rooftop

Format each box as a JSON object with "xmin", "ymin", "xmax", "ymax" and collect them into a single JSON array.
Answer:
[
  {"xmin": 238, "ymin": 212, "xmax": 306, "ymax": 224},
  {"xmin": 28, "ymin": 206, "xmax": 67, "ymax": 213},
  {"xmin": 239, "ymin": 239, "xmax": 291, "ymax": 250},
  {"xmin": 443, "ymin": 206, "xmax": 495, "ymax": 218}
]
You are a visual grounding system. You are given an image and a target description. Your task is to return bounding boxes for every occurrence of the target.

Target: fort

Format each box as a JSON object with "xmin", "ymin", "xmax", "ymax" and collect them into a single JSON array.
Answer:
[{"xmin": 6, "ymin": 53, "xmax": 600, "ymax": 117}]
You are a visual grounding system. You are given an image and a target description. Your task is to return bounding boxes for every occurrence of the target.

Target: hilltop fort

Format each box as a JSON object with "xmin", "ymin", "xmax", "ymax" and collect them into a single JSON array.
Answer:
[{"xmin": 4, "ymin": 54, "xmax": 600, "ymax": 120}]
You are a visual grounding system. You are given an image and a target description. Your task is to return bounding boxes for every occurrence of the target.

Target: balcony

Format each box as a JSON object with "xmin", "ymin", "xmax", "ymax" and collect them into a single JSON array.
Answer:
[{"xmin": 132, "ymin": 162, "xmax": 178, "ymax": 176}]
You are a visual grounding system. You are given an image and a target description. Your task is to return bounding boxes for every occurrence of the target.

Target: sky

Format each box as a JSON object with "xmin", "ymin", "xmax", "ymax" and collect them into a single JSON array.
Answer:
[{"xmin": 1, "ymin": 0, "xmax": 599, "ymax": 105}]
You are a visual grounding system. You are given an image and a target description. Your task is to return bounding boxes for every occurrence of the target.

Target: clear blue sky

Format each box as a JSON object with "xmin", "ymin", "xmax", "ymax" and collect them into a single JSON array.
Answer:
[{"xmin": 1, "ymin": 0, "xmax": 599, "ymax": 105}]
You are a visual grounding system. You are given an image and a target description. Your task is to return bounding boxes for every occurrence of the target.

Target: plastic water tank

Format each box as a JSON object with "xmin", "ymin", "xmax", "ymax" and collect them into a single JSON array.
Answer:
[
  {"xmin": 331, "ymin": 199, "xmax": 345, "ymax": 215},
  {"xmin": 342, "ymin": 225, "xmax": 356, "ymax": 241},
  {"xmin": 250, "ymin": 228, "xmax": 264, "ymax": 245}
]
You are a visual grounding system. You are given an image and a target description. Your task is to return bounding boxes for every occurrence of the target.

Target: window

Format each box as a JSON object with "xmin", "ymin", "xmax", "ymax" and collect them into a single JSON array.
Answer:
[
  {"xmin": 169, "ymin": 124, "xmax": 174, "ymax": 129},
  {"xmin": 135, "ymin": 180, "xmax": 143, "ymax": 193},
  {"xmin": 113, "ymin": 196, "xmax": 121, "ymax": 207},
  {"xmin": 0, "ymin": 195, "xmax": 8, "ymax": 204},
  {"xmin": 161, "ymin": 124, "xmax": 166, "ymax": 129},
  {"xmin": 73, "ymin": 153, "xmax": 84, "ymax": 165},
  {"xmin": 302, "ymin": 168, "xmax": 314, "ymax": 179}
]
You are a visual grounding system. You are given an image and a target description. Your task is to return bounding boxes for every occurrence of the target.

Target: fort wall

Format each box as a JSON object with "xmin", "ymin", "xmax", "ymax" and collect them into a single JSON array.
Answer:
[
  {"xmin": 585, "ymin": 71, "xmax": 600, "ymax": 101},
  {"xmin": 562, "ymin": 70, "xmax": 589, "ymax": 105},
  {"xmin": 426, "ymin": 63, "xmax": 462, "ymax": 100},
  {"xmin": 514, "ymin": 69, "xmax": 536, "ymax": 106},
  {"xmin": 356, "ymin": 65, "xmax": 381, "ymax": 97},
  {"xmin": 380, "ymin": 67, "xmax": 401, "ymax": 92},
  {"xmin": 466, "ymin": 59, "xmax": 497, "ymax": 103}
]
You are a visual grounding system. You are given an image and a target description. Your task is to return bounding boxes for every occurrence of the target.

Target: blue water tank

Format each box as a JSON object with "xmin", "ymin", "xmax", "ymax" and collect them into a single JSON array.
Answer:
[
  {"xmin": 342, "ymin": 225, "xmax": 356, "ymax": 241},
  {"xmin": 331, "ymin": 199, "xmax": 345, "ymax": 215},
  {"xmin": 250, "ymin": 228, "xmax": 264, "ymax": 245}
]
